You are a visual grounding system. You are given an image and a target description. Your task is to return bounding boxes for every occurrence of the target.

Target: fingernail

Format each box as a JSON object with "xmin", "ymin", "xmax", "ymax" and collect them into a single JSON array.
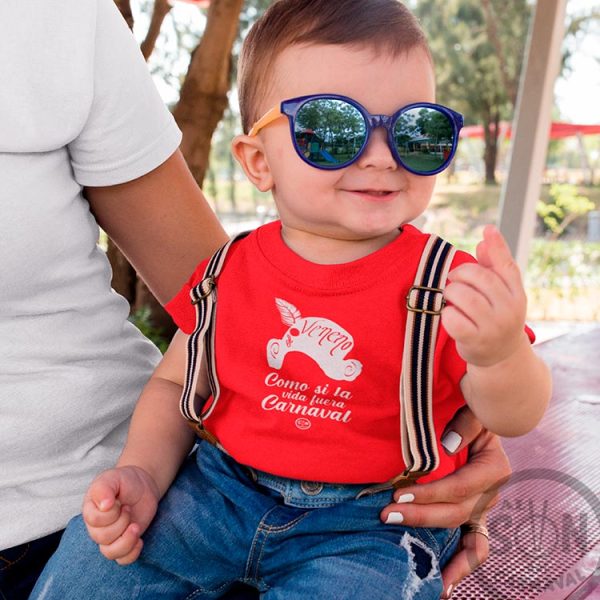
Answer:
[
  {"xmin": 441, "ymin": 430, "xmax": 462, "ymax": 454},
  {"xmin": 446, "ymin": 584, "xmax": 454, "ymax": 598},
  {"xmin": 385, "ymin": 512, "xmax": 404, "ymax": 524},
  {"xmin": 99, "ymin": 500, "xmax": 110, "ymax": 511},
  {"xmin": 396, "ymin": 493, "xmax": 415, "ymax": 504}
]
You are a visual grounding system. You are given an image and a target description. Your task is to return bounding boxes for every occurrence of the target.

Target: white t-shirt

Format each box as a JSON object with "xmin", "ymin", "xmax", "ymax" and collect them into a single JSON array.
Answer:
[{"xmin": 0, "ymin": 0, "xmax": 182, "ymax": 549}]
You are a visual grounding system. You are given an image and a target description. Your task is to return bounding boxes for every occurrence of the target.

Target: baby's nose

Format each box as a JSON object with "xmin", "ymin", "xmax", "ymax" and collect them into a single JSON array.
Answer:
[{"xmin": 356, "ymin": 127, "xmax": 397, "ymax": 170}]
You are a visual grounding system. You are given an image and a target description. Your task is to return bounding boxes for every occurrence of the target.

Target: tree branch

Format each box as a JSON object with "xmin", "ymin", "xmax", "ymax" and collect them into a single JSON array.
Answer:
[
  {"xmin": 114, "ymin": 0, "xmax": 134, "ymax": 30},
  {"xmin": 140, "ymin": 0, "xmax": 173, "ymax": 61}
]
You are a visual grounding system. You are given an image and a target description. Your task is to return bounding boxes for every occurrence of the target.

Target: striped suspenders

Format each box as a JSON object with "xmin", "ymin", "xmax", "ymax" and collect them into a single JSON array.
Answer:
[
  {"xmin": 179, "ymin": 231, "xmax": 455, "ymax": 485},
  {"xmin": 397, "ymin": 235, "xmax": 456, "ymax": 485},
  {"xmin": 179, "ymin": 231, "xmax": 250, "ymax": 448}
]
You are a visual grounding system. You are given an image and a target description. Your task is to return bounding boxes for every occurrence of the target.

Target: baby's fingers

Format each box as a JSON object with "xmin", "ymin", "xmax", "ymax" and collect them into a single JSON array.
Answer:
[
  {"xmin": 98, "ymin": 523, "xmax": 141, "ymax": 563},
  {"xmin": 82, "ymin": 495, "xmax": 121, "ymax": 529},
  {"xmin": 84, "ymin": 473, "xmax": 121, "ymax": 516},
  {"xmin": 86, "ymin": 505, "xmax": 132, "ymax": 546},
  {"xmin": 116, "ymin": 539, "xmax": 144, "ymax": 566},
  {"xmin": 476, "ymin": 225, "xmax": 522, "ymax": 293},
  {"xmin": 441, "ymin": 304, "xmax": 478, "ymax": 343}
]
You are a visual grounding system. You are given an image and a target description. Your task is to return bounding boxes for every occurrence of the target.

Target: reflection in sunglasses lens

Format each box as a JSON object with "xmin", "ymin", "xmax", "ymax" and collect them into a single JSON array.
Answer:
[
  {"xmin": 393, "ymin": 107, "xmax": 454, "ymax": 173},
  {"xmin": 294, "ymin": 99, "xmax": 367, "ymax": 167}
]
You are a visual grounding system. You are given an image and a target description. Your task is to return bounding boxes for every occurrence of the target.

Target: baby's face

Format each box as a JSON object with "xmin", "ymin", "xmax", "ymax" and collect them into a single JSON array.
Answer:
[{"xmin": 256, "ymin": 43, "xmax": 437, "ymax": 251}]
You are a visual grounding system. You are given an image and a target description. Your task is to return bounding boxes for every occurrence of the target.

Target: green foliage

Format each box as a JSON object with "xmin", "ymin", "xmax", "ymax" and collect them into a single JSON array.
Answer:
[
  {"xmin": 414, "ymin": 0, "xmax": 530, "ymax": 121},
  {"xmin": 526, "ymin": 240, "xmax": 600, "ymax": 319},
  {"xmin": 536, "ymin": 183, "xmax": 595, "ymax": 239},
  {"xmin": 413, "ymin": 0, "xmax": 531, "ymax": 182},
  {"xmin": 129, "ymin": 306, "xmax": 170, "ymax": 354},
  {"xmin": 528, "ymin": 240, "xmax": 600, "ymax": 287},
  {"xmin": 452, "ymin": 237, "xmax": 600, "ymax": 320}
]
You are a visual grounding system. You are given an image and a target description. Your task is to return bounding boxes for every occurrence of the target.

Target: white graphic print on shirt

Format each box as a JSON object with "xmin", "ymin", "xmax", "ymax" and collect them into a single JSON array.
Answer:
[{"xmin": 266, "ymin": 298, "xmax": 363, "ymax": 381}]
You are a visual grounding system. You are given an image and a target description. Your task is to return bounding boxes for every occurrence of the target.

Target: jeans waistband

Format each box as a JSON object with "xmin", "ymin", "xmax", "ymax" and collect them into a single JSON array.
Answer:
[{"xmin": 245, "ymin": 466, "xmax": 394, "ymax": 509}]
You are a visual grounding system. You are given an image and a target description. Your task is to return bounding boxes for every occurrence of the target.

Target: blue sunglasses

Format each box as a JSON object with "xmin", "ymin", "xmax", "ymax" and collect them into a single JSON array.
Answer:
[{"xmin": 249, "ymin": 94, "xmax": 464, "ymax": 176}]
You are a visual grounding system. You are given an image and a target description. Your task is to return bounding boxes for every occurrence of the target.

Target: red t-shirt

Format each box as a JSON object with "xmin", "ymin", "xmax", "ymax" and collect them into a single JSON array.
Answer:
[{"xmin": 166, "ymin": 221, "xmax": 526, "ymax": 484}]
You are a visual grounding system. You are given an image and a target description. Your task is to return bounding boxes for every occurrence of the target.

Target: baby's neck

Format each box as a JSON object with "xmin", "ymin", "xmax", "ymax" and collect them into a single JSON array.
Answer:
[{"xmin": 280, "ymin": 226, "xmax": 402, "ymax": 265}]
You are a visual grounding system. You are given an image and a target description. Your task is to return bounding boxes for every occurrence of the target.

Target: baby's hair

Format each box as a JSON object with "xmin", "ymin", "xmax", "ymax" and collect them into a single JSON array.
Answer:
[{"xmin": 237, "ymin": 0, "xmax": 431, "ymax": 133}]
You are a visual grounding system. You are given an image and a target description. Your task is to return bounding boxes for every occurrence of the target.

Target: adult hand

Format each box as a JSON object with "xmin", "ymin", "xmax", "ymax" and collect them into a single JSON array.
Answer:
[
  {"xmin": 379, "ymin": 406, "xmax": 511, "ymax": 598},
  {"xmin": 82, "ymin": 466, "xmax": 160, "ymax": 565}
]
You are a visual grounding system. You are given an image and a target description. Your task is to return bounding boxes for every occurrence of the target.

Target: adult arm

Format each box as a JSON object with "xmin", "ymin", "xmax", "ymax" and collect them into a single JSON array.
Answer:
[{"xmin": 86, "ymin": 149, "xmax": 228, "ymax": 305}]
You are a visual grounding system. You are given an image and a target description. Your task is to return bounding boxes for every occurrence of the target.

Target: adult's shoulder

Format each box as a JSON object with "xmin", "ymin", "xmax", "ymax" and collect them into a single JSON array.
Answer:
[{"xmin": 0, "ymin": 0, "xmax": 99, "ymax": 152}]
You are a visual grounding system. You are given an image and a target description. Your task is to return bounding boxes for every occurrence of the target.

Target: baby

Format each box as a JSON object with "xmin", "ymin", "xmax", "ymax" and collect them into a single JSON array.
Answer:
[{"xmin": 32, "ymin": 1, "xmax": 551, "ymax": 598}]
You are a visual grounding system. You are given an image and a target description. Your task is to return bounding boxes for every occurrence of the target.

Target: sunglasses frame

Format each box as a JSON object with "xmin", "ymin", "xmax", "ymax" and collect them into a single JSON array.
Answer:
[{"xmin": 250, "ymin": 94, "xmax": 464, "ymax": 176}]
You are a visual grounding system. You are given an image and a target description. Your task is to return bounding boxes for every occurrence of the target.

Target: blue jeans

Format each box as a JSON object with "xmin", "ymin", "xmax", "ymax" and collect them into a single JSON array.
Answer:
[
  {"xmin": 0, "ymin": 529, "xmax": 64, "ymax": 600},
  {"xmin": 31, "ymin": 442, "xmax": 459, "ymax": 599}
]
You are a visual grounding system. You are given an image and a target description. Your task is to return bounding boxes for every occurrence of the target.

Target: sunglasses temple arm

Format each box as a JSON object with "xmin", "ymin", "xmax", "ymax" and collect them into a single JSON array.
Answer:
[{"xmin": 248, "ymin": 105, "xmax": 283, "ymax": 137}]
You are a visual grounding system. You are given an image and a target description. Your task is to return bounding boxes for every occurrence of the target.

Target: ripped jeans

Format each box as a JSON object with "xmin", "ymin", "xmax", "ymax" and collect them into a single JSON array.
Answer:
[{"xmin": 31, "ymin": 442, "xmax": 459, "ymax": 600}]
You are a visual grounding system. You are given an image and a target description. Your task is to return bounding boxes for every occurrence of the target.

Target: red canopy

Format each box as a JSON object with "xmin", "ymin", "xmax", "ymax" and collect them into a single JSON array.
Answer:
[{"xmin": 459, "ymin": 121, "xmax": 600, "ymax": 140}]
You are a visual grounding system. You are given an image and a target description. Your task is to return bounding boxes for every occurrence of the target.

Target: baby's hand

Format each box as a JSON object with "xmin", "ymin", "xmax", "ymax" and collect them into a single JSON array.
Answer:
[
  {"xmin": 442, "ymin": 225, "xmax": 527, "ymax": 367},
  {"xmin": 82, "ymin": 466, "xmax": 160, "ymax": 565}
]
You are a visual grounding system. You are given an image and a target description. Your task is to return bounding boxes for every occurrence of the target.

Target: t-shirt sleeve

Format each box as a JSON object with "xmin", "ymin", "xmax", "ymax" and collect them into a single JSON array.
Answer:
[
  {"xmin": 68, "ymin": 0, "xmax": 182, "ymax": 186},
  {"xmin": 165, "ymin": 258, "xmax": 211, "ymax": 334}
]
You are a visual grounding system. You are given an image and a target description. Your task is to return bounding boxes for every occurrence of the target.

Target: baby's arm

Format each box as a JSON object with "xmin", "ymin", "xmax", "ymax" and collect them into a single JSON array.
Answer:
[
  {"xmin": 442, "ymin": 225, "xmax": 552, "ymax": 437},
  {"xmin": 82, "ymin": 330, "xmax": 208, "ymax": 563}
]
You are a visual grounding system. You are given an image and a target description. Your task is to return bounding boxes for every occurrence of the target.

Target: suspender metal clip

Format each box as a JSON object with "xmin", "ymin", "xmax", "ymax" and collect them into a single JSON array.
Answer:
[
  {"xmin": 406, "ymin": 285, "xmax": 446, "ymax": 316},
  {"xmin": 186, "ymin": 419, "xmax": 220, "ymax": 446},
  {"xmin": 355, "ymin": 469, "xmax": 426, "ymax": 498},
  {"xmin": 390, "ymin": 469, "xmax": 427, "ymax": 489},
  {"xmin": 191, "ymin": 276, "xmax": 216, "ymax": 305}
]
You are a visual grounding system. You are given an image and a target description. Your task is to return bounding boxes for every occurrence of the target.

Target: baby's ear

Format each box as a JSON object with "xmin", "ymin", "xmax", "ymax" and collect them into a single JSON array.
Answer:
[{"xmin": 231, "ymin": 135, "xmax": 274, "ymax": 192}]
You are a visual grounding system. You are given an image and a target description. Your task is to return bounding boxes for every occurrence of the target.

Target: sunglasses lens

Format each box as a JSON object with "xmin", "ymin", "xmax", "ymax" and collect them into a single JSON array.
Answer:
[
  {"xmin": 393, "ymin": 107, "xmax": 455, "ymax": 174},
  {"xmin": 294, "ymin": 99, "xmax": 366, "ymax": 168}
]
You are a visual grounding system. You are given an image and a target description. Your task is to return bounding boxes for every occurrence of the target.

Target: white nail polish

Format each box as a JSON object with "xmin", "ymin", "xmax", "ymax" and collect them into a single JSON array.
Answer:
[
  {"xmin": 385, "ymin": 512, "xmax": 404, "ymax": 524},
  {"xmin": 441, "ymin": 430, "xmax": 462, "ymax": 454},
  {"xmin": 396, "ymin": 493, "xmax": 415, "ymax": 504},
  {"xmin": 446, "ymin": 584, "xmax": 454, "ymax": 598}
]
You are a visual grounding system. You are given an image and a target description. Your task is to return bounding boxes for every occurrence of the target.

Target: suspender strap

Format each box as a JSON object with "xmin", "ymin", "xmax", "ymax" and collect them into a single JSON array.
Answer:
[
  {"xmin": 179, "ymin": 229, "xmax": 455, "ymax": 486},
  {"xmin": 179, "ymin": 231, "xmax": 250, "ymax": 441},
  {"xmin": 399, "ymin": 234, "xmax": 456, "ymax": 481}
]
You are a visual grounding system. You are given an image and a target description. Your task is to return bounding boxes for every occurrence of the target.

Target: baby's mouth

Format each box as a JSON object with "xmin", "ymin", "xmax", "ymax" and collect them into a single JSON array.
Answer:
[
  {"xmin": 351, "ymin": 189, "xmax": 395, "ymax": 198},
  {"xmin": 360, "ymin": 190, "xmax": 392, "ymax": 196}
]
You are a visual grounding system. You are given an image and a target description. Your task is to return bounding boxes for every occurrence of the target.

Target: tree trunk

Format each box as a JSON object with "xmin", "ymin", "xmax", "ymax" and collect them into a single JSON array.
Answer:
[
  {"xmin": 137, "ymin": 0, "xmax": 177, "ymax": 338},
  {"xmin": 109, "ymin": 0, "xmax": 174, "ymax": 338},
  {"xmin": 107, "ymin": 241, "xmax": 136, "ymax": 302},
  {"xmin": 481, "ymin": 0, "xmax": 518, "ymax": 105},
  {"xmin": 483, "ymin": 110, "xmax": 500, "ymax": 184},
  {"xmin": 109, "ymin": 0, "xmax": 243, "ymax": 343},
  {"xmin": 173, "ymin": 0, "xmax": 245, "ymax": 186}
]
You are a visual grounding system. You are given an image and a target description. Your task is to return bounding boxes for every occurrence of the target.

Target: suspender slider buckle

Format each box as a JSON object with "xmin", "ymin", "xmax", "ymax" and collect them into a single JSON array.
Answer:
[
  {"xmin": 191, "ymin": 276, "xmax": 216, "ymax": 304},
  {"xmin": 406, "ymin": 285, "xmax": 445, "ymax": 316},
  {"xmin": 186, "ymin": 419, "xmax": 220, "ymax": 446},
  {"xmin": 390, "ymin": 469, "xmax": 427, "ymax": 489}
]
